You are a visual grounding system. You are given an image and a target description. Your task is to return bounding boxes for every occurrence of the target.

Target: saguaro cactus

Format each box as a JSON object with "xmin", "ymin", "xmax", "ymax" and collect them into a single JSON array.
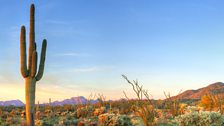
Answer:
[{"xmin": 20, "ymin": 4, "xmax": 47, "ymax": 126}]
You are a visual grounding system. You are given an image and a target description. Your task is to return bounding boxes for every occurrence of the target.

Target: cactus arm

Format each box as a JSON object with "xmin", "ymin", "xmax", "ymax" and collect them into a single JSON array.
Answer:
[
  {"xmin": 36, "ymin": 39, "xmax": 47, "ymax": 81},
  {"xmin": 20, "ymin": 26, "xmax": 28, "ymax": 78},
  {"xmin": 28, "ymin": 4, "xmax": 35, "ymax": 72},
  {"xmin": 31, "ymin": 51, "xmax": 37, "ymax": 78}
]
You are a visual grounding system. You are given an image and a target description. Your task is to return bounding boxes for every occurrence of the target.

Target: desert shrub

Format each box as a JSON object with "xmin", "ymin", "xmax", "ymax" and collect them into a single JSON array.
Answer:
[
  {"xmin": 35, "ymin": 119, "xmax": 43, "ymax": 126},
  {"xmin": 0, "ymin": 106, "xmax": 17, "ymax": 112},
  {"xmin": 0, "ymin": 111, "xmax": 8, "ymax": 119},
  {"xmin": 60, "ymin": 118, "xmax": 78, "ymax": 126},
  {"xmin": 93, "ymin": 106, "xmax": 106, "ymax": 116},
  {"xmin": 199, "ymin": 94, "xmax": 224, "ymax": 113},
  {"xmin": 111, "ymin": 99, "xmax": 133, "ymax": 115},
  {"xmin": 199, "ymin": 94, "xmax": 215, "ymax": 111},
  {"xmin": 113, "ymin": 115, "xmax": 134, "ymax": 126},
  {"xmin": 42, "ymin": 117, "xmax": 59, "ymax": 126},
  {"xmin": 174, "ymin": 111, "xmax": 224, "ymax": 126},
  {"xmin": 130, "ymin": 115, "xmax": 145, "ymax": 126},
  {"xmin": 163, "ymin": 91, "xmax": 183, "ymax": 117},
  {"xmin": 122, "ymin": 75, "xmax": 157, "ymax": 126},
  {"xmin": 98, "ymin": 113, "xmax": 115, "ymax": 125},
  {"xmin": 98, "ymin": 113, "xmax": 133, "ymax": 126},
  {"xmin": 108, "ymin": 99, "xmax": 133, "ymax": 115},
  {"xmin": 75, "ymin": 106, "xmax": 94, "ymax": 118},
  {"xmin": 77, "ymin": 116, "xmax": 98, "ymax": 126},
  {"xmin": 96, "ymin": 94, "xmax": 107, "ymax": 107},
  {"xmin": 58, "ymin": 113, "xmax": 78, "ymax": 126}
]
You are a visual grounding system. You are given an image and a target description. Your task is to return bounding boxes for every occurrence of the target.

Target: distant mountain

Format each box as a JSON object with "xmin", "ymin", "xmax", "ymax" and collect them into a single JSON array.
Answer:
[
  {"xmin": 173, "ymin": 82, "xmax": 224, "ymax": 100},
  {"xmin": 0, "ymin": 100, "xmax": 24, "ymax": 106},
  {"xmin": 0, "ymin": 96, "xmax": 100, "ymax": 107},
  {"xmin": 50, "ymin": 96, "xmax": 99, "ymax": 106},
  {"xmin": 5, "ymin": 82, "xmax": 223, "ymax": 106}
]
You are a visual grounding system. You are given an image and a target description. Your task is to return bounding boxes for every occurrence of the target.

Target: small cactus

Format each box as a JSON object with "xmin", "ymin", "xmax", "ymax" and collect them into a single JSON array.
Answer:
[{"xmin": 20, "ymin": 4, "xmax": 47, "ymax": 126}]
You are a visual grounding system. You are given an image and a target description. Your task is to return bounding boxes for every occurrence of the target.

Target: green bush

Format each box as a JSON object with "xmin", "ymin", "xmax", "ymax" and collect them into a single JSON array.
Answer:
[
  {"xmin": 174, "ymin": 111, "xmax": 224, "ymax": 126},
  {"xmin": 98, "ymin": 113, "xmax": 133, "ymax": 126}
]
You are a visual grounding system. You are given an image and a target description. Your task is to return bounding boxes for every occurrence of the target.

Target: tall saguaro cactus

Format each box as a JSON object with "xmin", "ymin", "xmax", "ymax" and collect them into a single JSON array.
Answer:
[{"xmin": 20, "ymin": 4, "xmax": 47, "ymax": 126}]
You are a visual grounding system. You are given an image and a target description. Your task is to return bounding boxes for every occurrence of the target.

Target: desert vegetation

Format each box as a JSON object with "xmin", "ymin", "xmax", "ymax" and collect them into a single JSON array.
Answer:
[{"xmin": 1, "ymin": 75, "xmax": 224, "ymax": 125}]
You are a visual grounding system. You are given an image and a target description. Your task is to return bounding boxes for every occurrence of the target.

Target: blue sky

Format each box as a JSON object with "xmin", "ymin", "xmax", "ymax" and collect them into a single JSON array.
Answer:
[{"xmin": 1, "ymin": 0, "xmax": 224, "ymax": 102}]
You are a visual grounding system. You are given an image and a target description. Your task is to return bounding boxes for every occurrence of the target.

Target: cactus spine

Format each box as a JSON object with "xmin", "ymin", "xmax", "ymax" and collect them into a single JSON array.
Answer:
[{"xmin": 20, "ymin": 4, "xmax": 47, "ymax": 126}]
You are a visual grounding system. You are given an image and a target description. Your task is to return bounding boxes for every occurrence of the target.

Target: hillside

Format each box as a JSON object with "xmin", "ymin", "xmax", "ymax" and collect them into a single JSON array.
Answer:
[{"xmin": 173, "ymin": 82, "xmax": 224, "ymax": 100}]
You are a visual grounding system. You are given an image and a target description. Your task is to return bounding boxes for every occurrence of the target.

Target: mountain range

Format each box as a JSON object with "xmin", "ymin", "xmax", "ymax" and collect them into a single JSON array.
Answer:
[
  {"xmin": 0, "ymin": 100, "xmax": 24, "ymax": 106},
  {"xmin": 2, "ymin": 82, "xmax": 224, "ymax": 106},
  {"xmin": 50, "ymin": 96, "xmax": 99, "ymax": 106},
  {"xmin": 0, "ymin": 96, "xmax": 99, "ymax": 107}
]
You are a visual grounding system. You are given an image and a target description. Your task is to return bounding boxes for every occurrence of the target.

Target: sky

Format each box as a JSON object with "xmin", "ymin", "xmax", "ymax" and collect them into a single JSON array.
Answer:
[{"xmin": 1, "ymin": 0, "xmax": 224, "ymax": 103}]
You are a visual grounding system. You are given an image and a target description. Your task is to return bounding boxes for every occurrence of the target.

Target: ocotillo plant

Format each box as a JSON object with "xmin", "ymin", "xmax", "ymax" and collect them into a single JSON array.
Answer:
[{"xmin": 20, "ymin": 4, "xmax": 47, "ymax": 126}]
